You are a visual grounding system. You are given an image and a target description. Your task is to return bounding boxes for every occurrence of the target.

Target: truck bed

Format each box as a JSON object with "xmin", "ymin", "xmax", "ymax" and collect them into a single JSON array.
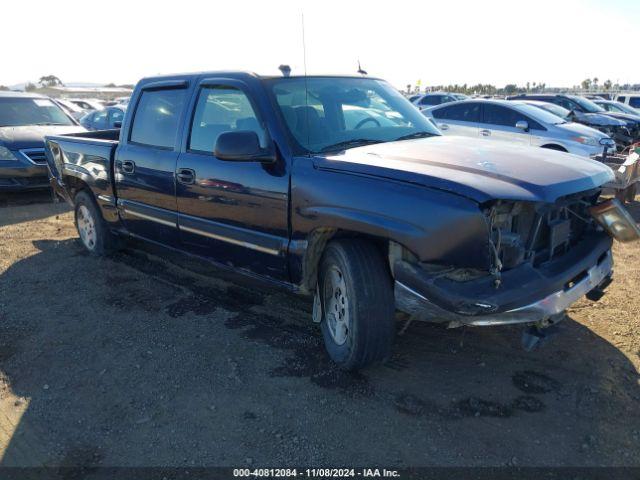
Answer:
[{"xmin": 45, "ymin": 129, "xmax": 120, "ymax": 223}]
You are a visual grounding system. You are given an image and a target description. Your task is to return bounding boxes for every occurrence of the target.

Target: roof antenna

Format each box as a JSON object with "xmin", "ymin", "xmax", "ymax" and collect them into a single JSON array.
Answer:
[
  {"xmin": 302, "ymin": 12, "xmax": 310, "ymax": 150},
  {"xmin": 357, "ymin": 59, "xmax": 367, "ymax": 75}
]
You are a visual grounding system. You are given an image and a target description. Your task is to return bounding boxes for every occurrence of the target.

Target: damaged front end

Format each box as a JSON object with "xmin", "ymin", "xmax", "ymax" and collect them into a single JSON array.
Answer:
[{"xmin": 393, "ymin": 190, "xmax": 616, "ymax": 327}]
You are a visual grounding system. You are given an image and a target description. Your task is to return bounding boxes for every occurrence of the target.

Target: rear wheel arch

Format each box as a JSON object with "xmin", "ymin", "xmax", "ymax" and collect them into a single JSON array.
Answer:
[{"xmin": 61, "ymin": 175, "xmax": 94, "ymax": 202}]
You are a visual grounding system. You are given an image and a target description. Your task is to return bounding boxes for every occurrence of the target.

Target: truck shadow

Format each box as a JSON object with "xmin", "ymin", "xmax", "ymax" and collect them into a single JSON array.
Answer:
[{"xmin": 0, "ymin": 237, "xmax": 638, "ymax": 467}]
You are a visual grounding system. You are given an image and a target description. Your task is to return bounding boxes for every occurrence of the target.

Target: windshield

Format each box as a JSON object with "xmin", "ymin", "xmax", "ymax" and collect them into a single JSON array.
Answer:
[
  {"xmin": 268, "ymin": 77, "xmax": 440, "ymax": 154},
  {"xmin": 528, "ymin": 102, "xmax": 571, "ymax": 120},
  {"xmin": 513, "ymin": 102, "xmax": 567, "ymax": 125},
  {"xmin": 567, "ymin": 95, "xmax": 605, "ymax": 113},
  {"xmin": 0, "ymin": 97, "xmax": 75, "ymax": 127}
]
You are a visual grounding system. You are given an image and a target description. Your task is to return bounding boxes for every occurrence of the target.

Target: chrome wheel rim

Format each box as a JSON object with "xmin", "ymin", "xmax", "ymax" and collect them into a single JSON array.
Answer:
[
  {"xmin": 324, "ymin": 266, "xmax": 350, "ymax": 346},
  {"xmin": 77, "ymin": 205, "xmax": 97, "ymax": 250}
]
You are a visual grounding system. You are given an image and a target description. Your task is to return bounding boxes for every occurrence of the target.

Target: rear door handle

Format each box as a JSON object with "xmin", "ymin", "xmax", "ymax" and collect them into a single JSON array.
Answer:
[
  {"xmin": 480, "ymin": 129, "xmax": 491, "ymax": 137},
  {"xmin": 176, "ymin": 168, "xmax": 196, "ymax": 185},
  {"xmin": 121, "ymin": 160, "xmax": 135, "ymax": 174},
  {"xmin": 439, "ymin": 124, "xmax": 449, "ymax": 131}
]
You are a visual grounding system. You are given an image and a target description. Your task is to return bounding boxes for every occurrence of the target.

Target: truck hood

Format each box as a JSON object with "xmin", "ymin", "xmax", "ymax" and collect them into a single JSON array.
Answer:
[
  {"xmin": 0, "ymin": 125, "xmax": 86, "ymax": 150},
  {"xmin": 315, "ymin": 136, "xmax": 614, "ymax": 203}
]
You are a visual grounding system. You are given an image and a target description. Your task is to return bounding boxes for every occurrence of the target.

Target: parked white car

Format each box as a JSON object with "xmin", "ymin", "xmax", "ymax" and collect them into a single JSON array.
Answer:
[
  {"xmin": 614, "ymin": 94, "xmax": 640, "ymax": 111},
  {"xmin": 422, "ymin": 99, "xmax": 614, "ymax": 158}
]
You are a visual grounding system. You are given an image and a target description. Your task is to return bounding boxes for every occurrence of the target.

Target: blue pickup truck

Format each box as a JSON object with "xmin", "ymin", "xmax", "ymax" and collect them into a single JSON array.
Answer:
[{"xmin": 44, "ymin": 71, "xmax": 637, "ymax": 369}]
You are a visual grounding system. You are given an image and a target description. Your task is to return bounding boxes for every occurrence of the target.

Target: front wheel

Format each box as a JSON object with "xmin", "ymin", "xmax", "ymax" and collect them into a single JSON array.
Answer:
[{"xmin": 318, "ymin": 239, "xmax": 395, "ymax": 370}]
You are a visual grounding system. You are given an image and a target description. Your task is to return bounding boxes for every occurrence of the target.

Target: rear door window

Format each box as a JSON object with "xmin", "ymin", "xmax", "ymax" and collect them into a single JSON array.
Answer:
[
  {"xmin": 432, "ymin": 102, "xmax": 480, "ymax": 122},
  {"xmin": 629, "ymin": 97, "xmax": 640, "ymax": 108},
  {"xmin": 129, "ymin": 88, "xmax": 187, "ymax": 149}
]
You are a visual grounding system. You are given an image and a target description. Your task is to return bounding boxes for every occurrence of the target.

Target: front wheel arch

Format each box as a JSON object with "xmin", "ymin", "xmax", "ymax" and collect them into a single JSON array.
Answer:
[
  {"xmin": 540, "ymin": 144, "xmax": 568, "ymax": 152},
  {"xmin": 301, "ymin": 228, "xmax": 403, "ymax": 294}
]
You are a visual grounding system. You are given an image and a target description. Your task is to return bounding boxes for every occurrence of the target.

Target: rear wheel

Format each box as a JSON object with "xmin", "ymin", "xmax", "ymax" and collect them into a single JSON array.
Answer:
[
  {"xmin": 74, "ymin": 191, "xmax": 117, "ymax": 255},
  {"xmin": 318, "ymin": 239, "xmax": 395, "ymax": 370}
]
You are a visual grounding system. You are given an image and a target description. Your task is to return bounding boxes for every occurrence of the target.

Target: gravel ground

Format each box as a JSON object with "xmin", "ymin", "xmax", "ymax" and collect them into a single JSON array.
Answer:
[{"xmin": 0, "ymin": 192, "xmax": 639, "ymax": 468}]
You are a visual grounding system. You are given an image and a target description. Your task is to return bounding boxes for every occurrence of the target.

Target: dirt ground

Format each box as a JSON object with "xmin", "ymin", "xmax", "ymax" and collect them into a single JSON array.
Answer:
[{"xmin": 0, "ymin": 191, "xmax": 639, "ymax": 468}]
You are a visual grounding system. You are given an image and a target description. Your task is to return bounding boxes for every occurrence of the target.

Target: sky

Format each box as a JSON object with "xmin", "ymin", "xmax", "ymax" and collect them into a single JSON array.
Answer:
[{"xmin": 4, "ymin": 0, "xmax": 639, "ymax": 90}]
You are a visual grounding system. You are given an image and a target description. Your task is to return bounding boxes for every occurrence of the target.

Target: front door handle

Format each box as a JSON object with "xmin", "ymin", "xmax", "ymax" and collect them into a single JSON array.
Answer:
[
  {"xmin": 121, "ymin": 160, "xmax": 135, "ymax": 174},
  {"xmin": 439, "ymin": 124, "xmax": 449, "ymax": 131},
  {"xmin": 480, "ymin": 129, "xmax": 491, "ymax": 137},
  {"xmin": 176, "ymin": 168, "xmax": 196, "ymax": 185}
]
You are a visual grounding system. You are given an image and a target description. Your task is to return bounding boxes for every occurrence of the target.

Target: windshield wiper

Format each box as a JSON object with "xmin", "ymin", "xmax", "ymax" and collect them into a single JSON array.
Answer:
[
  {"xmin": 319, "ymin": 138, "xmax": 382, "ymax": 153},
  {"xmin": 394, "ymin": 131, "xmax": 438, "ymax": 141},
  {"xmin": 33, "ymin": 122, "xmax": 69, "ymax": 126}
]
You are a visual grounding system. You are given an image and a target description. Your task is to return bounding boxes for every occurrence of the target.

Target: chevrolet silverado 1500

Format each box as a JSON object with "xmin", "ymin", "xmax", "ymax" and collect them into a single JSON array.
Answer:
[{"xmin": 45, "ymin": 71, "xmax": 638, "ymax": 369}]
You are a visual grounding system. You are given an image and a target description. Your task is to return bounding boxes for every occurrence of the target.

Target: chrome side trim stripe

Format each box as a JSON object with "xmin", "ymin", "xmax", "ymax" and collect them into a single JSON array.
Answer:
[
  {"xmin": 179, "ymin": 224, "xmax": 281, "ymax": 256},
  {"xmin": 123, "ymin": 208, "xmax": 177, "ymax": 228}
]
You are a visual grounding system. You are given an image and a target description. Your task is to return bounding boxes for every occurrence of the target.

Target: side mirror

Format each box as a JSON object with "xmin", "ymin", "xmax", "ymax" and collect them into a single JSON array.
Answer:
[
  {"xmin": 113, "ymin": 121, "xmax": 122, "ymax": 129},
  {"xmin": 515, "ymin": 120, "xmax": 529, "ymax": 131},
  {"xmin": 214, "ymin": 130, "xmax": 275, "ymax": 163}
]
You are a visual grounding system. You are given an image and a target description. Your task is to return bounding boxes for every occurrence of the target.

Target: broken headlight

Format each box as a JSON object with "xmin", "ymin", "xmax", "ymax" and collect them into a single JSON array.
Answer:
[{"xmin": 590, "ymin": 199, "xmax": 640, "ymax": 243}]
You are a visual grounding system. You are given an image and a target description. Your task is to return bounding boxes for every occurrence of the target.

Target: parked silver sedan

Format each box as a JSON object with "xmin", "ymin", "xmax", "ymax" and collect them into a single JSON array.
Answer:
[{"xmin": 423, "ymin": 99, "xmax": 614, "ymax": 157}]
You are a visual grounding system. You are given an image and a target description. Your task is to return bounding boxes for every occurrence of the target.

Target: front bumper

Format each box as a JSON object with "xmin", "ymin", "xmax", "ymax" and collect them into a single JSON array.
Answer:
[
  {"xmin": 395, "ymin": 233, "xmax": 613, "ymax": 326},
  {"xmin": 0, "ymin": 153, "xmax": 49, "ymax": 190}
]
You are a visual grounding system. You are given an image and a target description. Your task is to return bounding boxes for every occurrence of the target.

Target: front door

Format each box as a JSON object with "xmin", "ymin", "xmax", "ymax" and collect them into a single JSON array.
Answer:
[
  {"xmin": 115, "ymin": 84, "xmax": 188, "ymax": 246},
  {"xmin": 432, "ymin": 102, "xmax": 481, "ymax": 138},
  {"xmin": 175, "ymin": 80, "xmax": 289, "ymax": 280},
  {"xmin": 479, "ymin": 104, "xmax": 531, "ymax": 146}
]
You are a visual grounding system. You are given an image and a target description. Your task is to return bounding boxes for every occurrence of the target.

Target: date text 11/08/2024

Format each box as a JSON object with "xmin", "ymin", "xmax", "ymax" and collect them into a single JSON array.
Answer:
[{"xmin": 232, "ymin": 468, "xmax": 401, "ymax": 477}]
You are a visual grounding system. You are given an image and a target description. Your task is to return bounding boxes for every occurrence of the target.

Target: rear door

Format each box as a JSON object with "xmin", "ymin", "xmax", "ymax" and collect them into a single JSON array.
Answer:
[
  {"xmin": 114, "ymin": 81, "xmax": 189, "ymax": 246},
  {"xmin": 175, "ymin": 78, "xmax": 289, "ymax": 280},
  {"xmin": 478, "ymin": 103, "xmax": 531, "ymax": 146},
  {"xmin": 431, "ymin": 102, "xmax": 481, "ymax": 137}
]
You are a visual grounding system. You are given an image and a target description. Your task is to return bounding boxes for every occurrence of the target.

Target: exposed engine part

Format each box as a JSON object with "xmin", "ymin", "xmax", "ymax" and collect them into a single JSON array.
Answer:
[{"xmin": 483, "ymin": 193, "xmax": 600, "ymax": 286}]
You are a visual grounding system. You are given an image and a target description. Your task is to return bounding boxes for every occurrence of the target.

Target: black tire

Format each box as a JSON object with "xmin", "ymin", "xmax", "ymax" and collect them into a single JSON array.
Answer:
[
  {"xmin": 318, "ymin": 239, "xmax": 395, "ymax": 370},
  {"xmin": 74, "ymin": 190, "xmax": 117, "ymax": 256}
]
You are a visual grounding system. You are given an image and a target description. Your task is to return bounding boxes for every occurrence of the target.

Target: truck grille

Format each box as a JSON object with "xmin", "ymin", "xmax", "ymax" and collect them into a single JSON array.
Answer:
[
  {"xmin": 20, "ymin": 148, "xmax": 47, "ymax": 165},
  {"xmin": 488, "ymin": 191, "xmax": 599, "ymax": 270}
]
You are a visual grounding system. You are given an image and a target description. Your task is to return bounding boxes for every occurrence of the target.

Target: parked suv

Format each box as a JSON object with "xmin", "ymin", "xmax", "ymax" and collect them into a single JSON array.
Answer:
[
  {"xmin": 0, "ymin": 91, "xmax": 84, "ymax": 190},
  {"xmin": 508, "ymin": 94, "xmax": 639, "ymax": 148},
  {"xmin": 614, "ymin": 94, "xmax": 640, "ymax": 110},
  {"xmin": 46, "ymin": 72, "xmax": 635, "ymax": 369},
  {"xmin": 423, "ymin": 99, "xmax": 614, "ymax": 157}
]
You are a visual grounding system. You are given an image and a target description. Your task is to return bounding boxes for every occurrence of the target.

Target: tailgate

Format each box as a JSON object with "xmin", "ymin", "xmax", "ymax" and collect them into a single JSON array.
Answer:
[{"xmin": 44, "ymin": 133, "xmax": 119, "ymax": 223}]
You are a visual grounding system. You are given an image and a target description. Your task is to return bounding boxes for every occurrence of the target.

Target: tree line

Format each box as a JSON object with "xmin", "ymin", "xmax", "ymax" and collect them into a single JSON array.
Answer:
[{"xmin": 406, "ymin": 78, "xmax": 640, "ymax": 95}]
